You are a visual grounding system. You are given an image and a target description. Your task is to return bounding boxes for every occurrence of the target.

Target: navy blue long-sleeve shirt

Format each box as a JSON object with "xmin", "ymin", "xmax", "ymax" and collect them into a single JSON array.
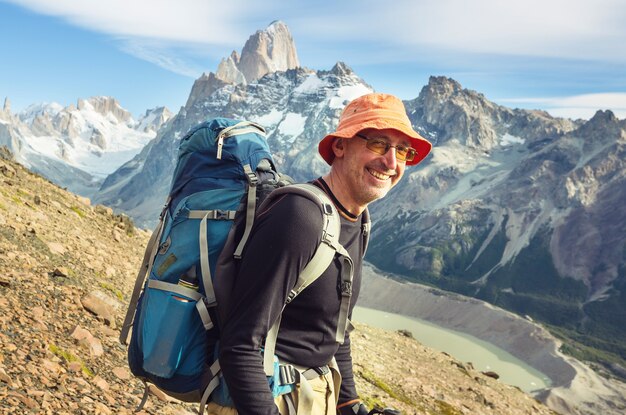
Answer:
[{"xmin": 218, "ymin": 182, "xmax": 365, "ymax": 414}]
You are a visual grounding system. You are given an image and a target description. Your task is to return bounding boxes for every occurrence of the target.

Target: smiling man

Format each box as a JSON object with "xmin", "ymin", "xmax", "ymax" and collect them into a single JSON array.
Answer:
[{"xmin": 214, "ymin": 93, "xmax": 432, "ymax": 415}]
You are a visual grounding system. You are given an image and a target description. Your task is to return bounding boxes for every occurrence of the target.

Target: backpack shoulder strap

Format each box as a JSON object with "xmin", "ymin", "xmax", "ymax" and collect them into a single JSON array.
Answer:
[{"xmin": 260, "ymin": 183, "xmax": 354, "ymax": 375}]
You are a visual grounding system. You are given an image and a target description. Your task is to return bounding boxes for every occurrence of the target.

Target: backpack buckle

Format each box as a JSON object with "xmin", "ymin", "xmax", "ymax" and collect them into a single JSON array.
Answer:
[
  {"xmin": 340, "ymin": 281, "xmax": 352, "ymax": 297},
  {"xmin": 215, "ymin": 210, "xmax": 230, "ymax": 220},
  {"xmin": 279, "ymin": 364, "xmax": 297, "ymax": 385}
]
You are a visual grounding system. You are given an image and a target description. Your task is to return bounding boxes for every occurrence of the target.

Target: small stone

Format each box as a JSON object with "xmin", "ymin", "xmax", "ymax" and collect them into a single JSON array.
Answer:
[
  {"xmin": 34, "ymin": 195, "xmax": 41, "ymax": 205},
  {"xmin": 72, "ymin": 325, "xmax": 104, "ymax": 357},
  {"xmin": 112, "ymin": 230, "xmax": 122, "ymax": 243},
  {"xmin": 32, "ymin": 306, "xmax": 45, "ymax": 320},
  {"xmin": 397, "ymin": 329, "xmax": 414, "ymax": 338},
  {"xmin": 92, "ymin": 375, "xmax": 109, "ymax": 391},
  {"xmin": 481, "ymin": 370, "xmax": 500, "ymax": 380},
  {"xmin": 0, "ymin": 163, "xmax": 16, "ymax": 177},
  {"xmin": 79, "ymin": 337, "xmax": 104, "ymax": 357},
  {"xmin": 148, "ymin": 383, "xmax": 172, "ymax": 402},
  {"xmin": 67, "ymin": 361, "xmax": 83, "ymax": 372},
  {"xmin": 81, "ymin": 291, "xmax": 116, "ymax": 325},
  {"xmin": 95, "ymin": 205, "xmax": 113, "ymax": 216},
  {"xmin": 76, "ymin": 195, "xmax": 91, "ymax": 206},
  {"xmin": 10, "ymin": 391, "xmax": 39, "ymax": 409},
  {"xmin": 0, "ymin": 367, "xmax": 12, "ymax": 385},
  {"xmin": 47, "ymin": 242, "xmax": 66, "ymax": 255},
  {"xmin": 112, "ymin": 366, "xmax": 131, "ymax": 380},
  {"xmin": 94, "ymin": 401, "xmax": 113, "ymax": 414}
]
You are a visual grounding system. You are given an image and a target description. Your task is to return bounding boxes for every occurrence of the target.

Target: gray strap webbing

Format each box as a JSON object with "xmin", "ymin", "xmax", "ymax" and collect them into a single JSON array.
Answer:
[
  {"xmin": 135, "ymin": 380, "xmax": 150, "ymax": 412},
  {"xmin": 233, "ymin": 164, "xmax": 258, "ymax": 259},
  {"xmin": 198, "ymin": 360, "xmax": 221, "ymax": 415},
  {"xmin": 295, "ymin": 373, "xmax": 314, "ymax": 415},
  {"xmin": 334, "ymin": 243, "xmax": 354, "ymax": 343},
  {"xmin": 147, "ymin": 280, "xmax": 203, "ymax": 301},
  {"xmin": 329, "ymin": 357, "xmax": 341, "ymax": 405},
  {"xmin": 199, "ymin": 213, "xmax": 217, "ymax": 306},
  {"xmin": 188, "ymin": 210, "xmax": 236, "ymax": 220},
  {"xmin": 284, "ymin": 393, "xmax": 297, "ymax": 415},
  {"xmin": 263, "ymin": 315, "xmax": 282, "ymax": 376},
  {"xmin": 263, "ymin": 183, "xmax": 346, "ymax": 376},
  {"xmin": 282, "ymin": 184, "xmax": 353, "ymax": 343},
  {"xmin": 196, "ymin": 300, "xmax": 214, "ymax": 331},
  {"xmin": 120, "ymin": 208, "xmax": 167, "ymax": 345},
  {"xmin": 283, "ymin": 183, "xmax": 342, "ymax": 305}
]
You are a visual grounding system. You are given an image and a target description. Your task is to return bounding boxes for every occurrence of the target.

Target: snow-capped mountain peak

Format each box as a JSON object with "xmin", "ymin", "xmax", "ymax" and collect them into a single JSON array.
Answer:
[{"xmin": 0, "ymin": 96, "xmax": 172, "ymax": 197}]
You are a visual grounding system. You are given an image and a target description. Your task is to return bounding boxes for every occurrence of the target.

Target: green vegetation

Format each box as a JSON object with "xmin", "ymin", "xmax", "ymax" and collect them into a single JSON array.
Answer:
[
  {"xmin": 48, "ymin": 343, "xmax": 94, "ymax": 377},
  {"xmin": 371, "ymin": 216, "xmax": 626, "ymax": 381},
  {"xmin": 361, "ymin": 395, "xmax": 387, "ymax": 412},
  {"xmin": 433, "ymin": 399, "xmax": 463, "ymax": 415},
  {"xmin": 359, "ymin": 368, "xmax": 414, "ymax": 406},
  {"xmin": 70, "ymin": 206, "xmax": 86, "ymax": 218},
  {"xmin": 99, "ymin": 281, "xmax": 124, "ymax": 301},
  {"xmin": 548, "ymin": 324, "xmax": 626, "ymax": 379},
  {"xmin": 438, "ymin": 215, "xmax": 506, "ymax": 282}
]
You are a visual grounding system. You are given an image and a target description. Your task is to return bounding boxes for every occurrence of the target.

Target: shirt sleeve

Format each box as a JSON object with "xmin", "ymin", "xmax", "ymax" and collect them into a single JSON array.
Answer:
[
  {"xmin": 218, "ymin": 193, "xmax": 324, "ymax": 414},
  {"xmin": 335, "ymin": 325, "xmax": 359, "ymax": 405}
]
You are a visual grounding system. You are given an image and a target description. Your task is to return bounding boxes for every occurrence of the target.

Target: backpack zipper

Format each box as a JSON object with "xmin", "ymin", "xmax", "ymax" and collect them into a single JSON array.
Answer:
[{"xmin": 215, "ymin": 122, "xmax": 266, "ymax": 160}]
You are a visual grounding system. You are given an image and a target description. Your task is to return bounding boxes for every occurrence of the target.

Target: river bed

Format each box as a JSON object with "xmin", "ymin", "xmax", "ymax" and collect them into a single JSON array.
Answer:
[{"xmin": 353, "ymin": 306, "xmax": 551, "ymax": 393}]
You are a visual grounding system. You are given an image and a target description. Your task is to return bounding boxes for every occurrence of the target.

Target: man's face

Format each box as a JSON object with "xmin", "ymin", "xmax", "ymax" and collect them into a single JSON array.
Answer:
[{"xmin": 333, "ymin": 128, "xmax": 409, "ymax": 209}]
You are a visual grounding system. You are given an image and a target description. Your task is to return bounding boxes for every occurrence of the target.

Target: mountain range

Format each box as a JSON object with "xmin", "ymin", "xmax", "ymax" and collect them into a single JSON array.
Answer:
[
  {"xmin": 2, "ymin": 20, "xmax": 625, "ymax": 410},
  {"xmin": 0, "ymin": 95, "xmax": 172, "ymax": 197}
]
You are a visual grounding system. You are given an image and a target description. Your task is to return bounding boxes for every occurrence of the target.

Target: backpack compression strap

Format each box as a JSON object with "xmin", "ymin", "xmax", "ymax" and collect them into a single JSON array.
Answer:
[{"xmin": 260, "ymin": 183, "xmax": 354, "ymax": 376}]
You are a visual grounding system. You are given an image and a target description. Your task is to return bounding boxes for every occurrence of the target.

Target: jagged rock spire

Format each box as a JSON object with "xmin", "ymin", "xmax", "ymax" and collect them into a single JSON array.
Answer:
[
  {"xmin": 215, "ymin": 21, "xmax": 300, "ymax": 84},
  {"xmin": 3, "ymin": 97, "xmax": 10, "ymax": 113}
]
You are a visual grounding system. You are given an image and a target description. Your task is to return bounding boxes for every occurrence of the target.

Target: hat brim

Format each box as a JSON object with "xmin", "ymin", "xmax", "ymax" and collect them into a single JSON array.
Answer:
[{"xmin": 318, "ymin": 121, "xmax": 432, "ymax": 166}]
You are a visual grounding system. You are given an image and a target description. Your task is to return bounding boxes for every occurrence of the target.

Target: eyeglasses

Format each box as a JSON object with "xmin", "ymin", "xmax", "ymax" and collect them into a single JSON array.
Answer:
[{"xmin": 355, "ymin": 134, "xmax": 417, "ymax": 162}]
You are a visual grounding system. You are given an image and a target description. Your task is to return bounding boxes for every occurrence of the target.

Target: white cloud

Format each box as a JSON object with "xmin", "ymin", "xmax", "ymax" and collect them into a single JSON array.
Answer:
[
  {"xmin": 11, "ymin": 0, "xmax": 626, "ymax": 63},
  {"xmin": 292, "ymin": 0, "xmax": 626, "ymax": 63},
  {"xmin": 117, "ymin": 38, "xmax": 203, "ymax": 77},
  {"xmin": 499, "ymin": 93, "xmax": 626, "ymax": 120},
  {"xmin": 8, "ymin": 0, "xmax": 248, "ymax": 43}
]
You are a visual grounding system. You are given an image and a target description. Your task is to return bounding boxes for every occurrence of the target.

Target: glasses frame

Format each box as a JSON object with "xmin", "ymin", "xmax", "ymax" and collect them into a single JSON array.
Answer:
[{"xmin": 355, "ymin": 133, "xmax": 417, "ymax": 162}]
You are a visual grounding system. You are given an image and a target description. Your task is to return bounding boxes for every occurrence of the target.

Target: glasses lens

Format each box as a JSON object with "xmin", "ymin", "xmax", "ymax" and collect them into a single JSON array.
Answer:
[
  {"xmin": 395, "ymin": 145, "xmax": 409, "ymax": 161},
  {"xmin": 365, "ymin": 139, "xmax": 389, "ymax": 156},
  {"xmin": 359, "ymin": 134, "xmax": 416, "ymax": 162},
  {"xmin": 404, "ymin": 148, "xmax": 416, "ymax": 162}
]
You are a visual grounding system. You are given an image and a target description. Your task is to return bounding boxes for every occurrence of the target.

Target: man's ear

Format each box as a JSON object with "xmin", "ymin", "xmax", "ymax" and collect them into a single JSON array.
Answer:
[{"xmin": 331, "ymin": 137, "xmax": 345, "ymax": 159}]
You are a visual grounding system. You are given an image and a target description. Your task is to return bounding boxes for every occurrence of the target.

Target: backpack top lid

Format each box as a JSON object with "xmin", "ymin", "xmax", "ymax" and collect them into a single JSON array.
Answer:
[{"xmin": 169, "ymin": 118, "xmax": 274, "ymax": 200}]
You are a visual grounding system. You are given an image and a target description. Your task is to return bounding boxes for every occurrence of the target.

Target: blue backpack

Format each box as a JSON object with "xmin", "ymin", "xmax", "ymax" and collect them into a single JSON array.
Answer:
[{"xmin": 119, "ymin": 118, "xmax": 369, "ymax": 413}]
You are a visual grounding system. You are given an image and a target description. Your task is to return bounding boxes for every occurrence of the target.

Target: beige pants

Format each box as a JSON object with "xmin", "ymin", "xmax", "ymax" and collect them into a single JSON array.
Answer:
[{"xmin": 203, "ymin": 370, "xmax": 337, "ymax": 415}]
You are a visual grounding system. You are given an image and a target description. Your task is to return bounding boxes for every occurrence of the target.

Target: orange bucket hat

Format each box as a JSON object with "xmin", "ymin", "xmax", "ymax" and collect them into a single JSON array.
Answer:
[{"xmin": 318, "ymin": 93, "xmax": 432, "ymax": 166}]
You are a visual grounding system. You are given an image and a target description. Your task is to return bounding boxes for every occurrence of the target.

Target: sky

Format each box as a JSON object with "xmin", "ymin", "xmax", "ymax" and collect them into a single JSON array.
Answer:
[{"xmin": 2, "ymin": 0, "xmax": 626, "ymax": 120}]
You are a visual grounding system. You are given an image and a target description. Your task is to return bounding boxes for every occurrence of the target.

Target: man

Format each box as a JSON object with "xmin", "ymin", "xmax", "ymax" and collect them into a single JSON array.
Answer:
[{"xmin": 211, "ymin": 93, "xmax": 432, "ymax": 415}]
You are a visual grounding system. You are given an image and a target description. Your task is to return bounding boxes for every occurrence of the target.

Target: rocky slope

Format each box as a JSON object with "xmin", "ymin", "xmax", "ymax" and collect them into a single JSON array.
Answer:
[{"xmin": 0, "ymin": 151, "xmax": 562, "ymax": 414}]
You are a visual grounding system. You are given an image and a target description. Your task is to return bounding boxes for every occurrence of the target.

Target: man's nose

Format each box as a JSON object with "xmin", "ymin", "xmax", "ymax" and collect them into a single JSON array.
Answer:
[{"xmin": 382, "ymin": 146, "xmax": 399, "ymax": 170}]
